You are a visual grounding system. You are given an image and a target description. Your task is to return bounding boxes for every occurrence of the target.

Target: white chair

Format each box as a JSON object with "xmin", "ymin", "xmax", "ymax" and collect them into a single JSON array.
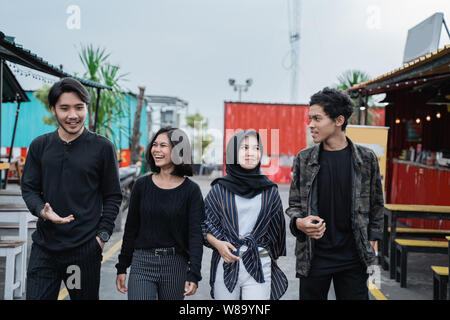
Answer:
[
  {"xmin": 0, "ymin": 208, "xmax": 30, "ymax": 299},
  {"xmin": 0, "ymin": 240, "xmax": 25, "ymax": 299}
]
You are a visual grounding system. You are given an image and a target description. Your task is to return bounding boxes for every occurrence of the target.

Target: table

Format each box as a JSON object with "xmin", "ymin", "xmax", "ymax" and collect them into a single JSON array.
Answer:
[{"xmin": 383, "ymin": 204, "xmax": 450, "ymax": 279}]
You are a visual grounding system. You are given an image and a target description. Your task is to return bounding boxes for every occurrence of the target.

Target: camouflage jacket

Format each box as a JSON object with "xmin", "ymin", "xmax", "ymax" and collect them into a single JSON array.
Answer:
[{"xmin": 285, "ymin": 137, "xmax": 384, "ymax": 277}]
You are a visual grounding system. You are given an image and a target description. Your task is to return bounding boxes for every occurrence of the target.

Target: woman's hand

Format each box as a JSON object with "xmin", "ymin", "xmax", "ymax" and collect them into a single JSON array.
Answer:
[
  {"xmin": 206, "ymin": 233, "xmax": 239, "ymax": 264},
  {"xmin": 184, "ymin": 281, "xmax": 198, "ymax": 296},
  {"xmin": 116, "ymin": 274, "xmax": 128, "ymax": 294},
  {"xmin": 215, "ymin": 240, "xmax": 240, "ymax": 263}
]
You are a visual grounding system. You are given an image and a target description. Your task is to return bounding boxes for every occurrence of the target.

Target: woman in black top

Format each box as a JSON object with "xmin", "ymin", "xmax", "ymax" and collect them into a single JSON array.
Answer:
[{"xmin": 115, "ymin": 127, "xmax": 204, "ymax": 300}]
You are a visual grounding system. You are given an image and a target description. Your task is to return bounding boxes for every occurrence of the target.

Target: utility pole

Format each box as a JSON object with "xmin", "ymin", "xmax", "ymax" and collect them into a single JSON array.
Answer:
[
  {"xmin": 130, "ymin": 86, "xmax": 145, "ymax": 165},
  {"xmin": 287, "ymin": 0, "xmax": 301, "ymax": 103}
]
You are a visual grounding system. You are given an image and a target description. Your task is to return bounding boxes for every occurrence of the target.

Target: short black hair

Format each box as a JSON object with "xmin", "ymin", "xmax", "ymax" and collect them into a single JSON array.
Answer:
[
  {"xmin": 145, "ymin": 127, "xmax": 193, "ymax": 177},
  {"xmin": 309, "ymin": 87, "xmax": 354, "ymax": 131},
  {"xmin": 48, "ymin": 77, "xmax": 90, "ymax": 108}
]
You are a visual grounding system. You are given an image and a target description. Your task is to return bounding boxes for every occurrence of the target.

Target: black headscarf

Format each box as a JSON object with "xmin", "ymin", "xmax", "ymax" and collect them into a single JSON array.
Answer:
[{"xmin": 211, "ymin": 130, "xmax": 277, "ymax": 198}]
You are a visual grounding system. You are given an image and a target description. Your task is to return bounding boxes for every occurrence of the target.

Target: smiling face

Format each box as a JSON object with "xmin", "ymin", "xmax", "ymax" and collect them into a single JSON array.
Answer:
[
  {"xmin": 238, "ymin": 134, "xmax": 262, "ymax": 170},
  {"xmin": 151, "ymin": 132, "xmax": 174, "ymax": 169},
  {"xmin": 308, "ymin": 104, "xmax": 345, "ymax": 144},
  {"xmin": 51, "ymin": 92, "xmax": 87, "ymax": 138}
]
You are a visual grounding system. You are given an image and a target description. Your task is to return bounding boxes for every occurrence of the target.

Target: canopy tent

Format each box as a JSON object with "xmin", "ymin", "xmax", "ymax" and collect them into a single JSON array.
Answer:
[
  {"xmin": 0, "ymin": 32, "xmax": 110, "ymax": 90},
  {"xmin": 0, "ymin": 61, "xmax": 30, "ymax": 188},
  {"xmin": 1, "ymin": 61, "xmax": 29, "ymax": 103}
]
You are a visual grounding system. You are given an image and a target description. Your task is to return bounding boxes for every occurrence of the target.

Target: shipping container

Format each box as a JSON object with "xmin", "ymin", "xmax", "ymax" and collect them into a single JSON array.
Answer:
[{"xmin": 224, "ymin": 101, "xmax": 309, "ymax": 184}]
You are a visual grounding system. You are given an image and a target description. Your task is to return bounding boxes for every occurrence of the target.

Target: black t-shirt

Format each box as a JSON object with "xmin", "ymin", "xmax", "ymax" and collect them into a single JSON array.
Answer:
[
  {"xmin": 116, "ymin": 174, "xmax": 205, "ymax": 283},
  {"xmin": 310, "ymin": 145, "xmax": 362, "ymax": 276}
]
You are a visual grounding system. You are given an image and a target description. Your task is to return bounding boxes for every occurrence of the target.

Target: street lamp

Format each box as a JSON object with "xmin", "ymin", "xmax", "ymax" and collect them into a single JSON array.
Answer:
[{"xmin": 228, "ymin": 78, "xmax": 253, "ymax": 101}]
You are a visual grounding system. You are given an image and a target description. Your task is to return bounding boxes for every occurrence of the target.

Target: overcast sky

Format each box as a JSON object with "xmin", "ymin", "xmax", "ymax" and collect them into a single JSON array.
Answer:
[{"xmin": 1, "ymin": 0, "xmax": 449, "ymax": 131}]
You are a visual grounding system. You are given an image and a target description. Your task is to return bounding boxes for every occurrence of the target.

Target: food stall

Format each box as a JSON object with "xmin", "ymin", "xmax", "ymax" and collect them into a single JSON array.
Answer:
[{"xmin": 348, "ymin": 45, "xmax": 450, "ymax": 229}]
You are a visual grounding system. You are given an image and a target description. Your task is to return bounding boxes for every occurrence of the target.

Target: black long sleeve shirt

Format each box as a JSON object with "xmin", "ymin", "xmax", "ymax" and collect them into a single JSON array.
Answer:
[
  {"xmin": 21, "ymin": 129, "xmax": 122, "ymax": 251},
  {"xmin": 115, "ymin": 174, "xmax": 205, "ymax": 284}
]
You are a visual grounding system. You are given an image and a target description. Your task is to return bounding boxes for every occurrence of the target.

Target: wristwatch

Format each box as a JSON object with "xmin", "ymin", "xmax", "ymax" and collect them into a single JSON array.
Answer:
[{"xmin": 97, "ymin": 231, "xmax": 110, "ymax": 243}]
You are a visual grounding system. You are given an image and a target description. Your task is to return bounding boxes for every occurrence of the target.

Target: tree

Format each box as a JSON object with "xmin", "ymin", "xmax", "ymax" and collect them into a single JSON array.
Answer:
[
  {"xmin": 130, "ymin": 87, "xmax": 146, "ymax": 165},
  {"xmin": 186, "ymin": 111, "xmax": 212, "ymax": 164},
  {"xmin": 335, "ymin": 69, "xmax": 370, "ymax": 91},
  {"xmin": 78, "ymin": 44, "xmax": 129, "ymax": 145},
  {"xmin": 78, "ymin": 44, "xmax": 110, "ymax": 130},
  {"xmin": 97, "ymin": 63, "xmax": 129, "ymax": 142},
  {"xmin": 334, "ymin": 69, "xmax": 375, "ymax": 125},
  {"xmin": 34, "ymin": 84, "xmax": 57, "ymax": 127}
]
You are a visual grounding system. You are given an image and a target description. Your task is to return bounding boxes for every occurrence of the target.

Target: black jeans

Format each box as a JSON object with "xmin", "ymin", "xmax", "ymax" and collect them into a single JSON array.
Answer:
[
  {"xmin": 26, "ymin": 237, "xmax": 102, "ymax": 300},
  {"xmin": 299, "ymin": 266, "xmax": 369, "ymax": 300}
]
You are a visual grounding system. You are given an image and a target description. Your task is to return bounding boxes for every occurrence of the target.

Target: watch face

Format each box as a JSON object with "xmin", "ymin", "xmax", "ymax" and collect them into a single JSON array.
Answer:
[{"xmin": 99, "ymin": 232, "xmax": 109, "ymax": 242}]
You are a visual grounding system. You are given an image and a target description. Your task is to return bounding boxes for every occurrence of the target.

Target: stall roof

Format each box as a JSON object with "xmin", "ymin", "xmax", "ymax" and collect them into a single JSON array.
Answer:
[
  {"xmin": 1, "ymin": 61, "xmax": 29, "ymax": 103},
  {"xmin": 145, "ymin": 95, "xmax": 188, "ymax": 108},
  {"xmin": 0, "ymin": 31, "xmax": 111, "ymax": 90},
  {"xmin": 348, "ymin": 44, "xmax": 450, "ymax": 96}
]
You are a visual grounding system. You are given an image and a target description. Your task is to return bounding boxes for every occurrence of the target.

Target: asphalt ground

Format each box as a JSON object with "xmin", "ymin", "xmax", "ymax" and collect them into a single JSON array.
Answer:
[{"xmin": 0, "ymin": 176, "xmax": 448, "ymax": 301}]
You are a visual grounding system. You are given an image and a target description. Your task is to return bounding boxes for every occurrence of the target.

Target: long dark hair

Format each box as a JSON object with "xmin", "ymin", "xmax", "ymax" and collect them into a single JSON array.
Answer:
[{"xmin": 145, "ymin": 127, "xmax": 193, "ymax": 177}]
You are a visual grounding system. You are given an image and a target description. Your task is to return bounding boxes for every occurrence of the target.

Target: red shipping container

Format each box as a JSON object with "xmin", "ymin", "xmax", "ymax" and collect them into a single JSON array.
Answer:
[{"xmin": 224, "ymin": 102, "xmax": 309, "ymax": 183}]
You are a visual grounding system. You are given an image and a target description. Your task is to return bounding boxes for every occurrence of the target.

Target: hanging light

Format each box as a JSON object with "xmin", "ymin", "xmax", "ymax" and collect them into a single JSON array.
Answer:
[
  {"xmin": 427, "ymin": 89, "xmax": 450, "ymax": 105},
  {"xmin": 436, "ymin": 112, "xmax": 441, "ymax": 119},
  {"xmin": 395, "ymin": 118, "xmax": 401, "ymax": 124},
  {"xmin": 416, "ymin": 118, "xmax": 421, "ymax": 124},
  {"xmin": 426, "ymin": 115, "xmax": 431, "ymax": 121}
]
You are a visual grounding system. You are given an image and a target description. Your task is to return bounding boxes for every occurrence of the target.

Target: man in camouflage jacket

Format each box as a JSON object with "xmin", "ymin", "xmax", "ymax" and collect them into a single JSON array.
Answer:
[{"xmin": 286, "ymin": 87, "xmax": 384, "ymax": 300}]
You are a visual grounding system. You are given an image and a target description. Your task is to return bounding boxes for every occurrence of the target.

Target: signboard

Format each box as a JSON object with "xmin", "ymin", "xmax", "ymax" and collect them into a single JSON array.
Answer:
[
  {"xmin": 403, "ymin": 12, "xmax": 444, "ymax": 64},
  {"xmin": 346, "ymin": 125, "xmax": 389, "ymax": 193}
]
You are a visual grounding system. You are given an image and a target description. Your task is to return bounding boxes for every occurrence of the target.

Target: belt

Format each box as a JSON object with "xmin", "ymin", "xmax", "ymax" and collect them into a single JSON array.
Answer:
[
  {"xmin": 148, "ymin": 247, "xmax": 176, "ymax": 256},
  {"xmin": 239, "ymin": 248, "xmax": 270, "ymax": 258}
]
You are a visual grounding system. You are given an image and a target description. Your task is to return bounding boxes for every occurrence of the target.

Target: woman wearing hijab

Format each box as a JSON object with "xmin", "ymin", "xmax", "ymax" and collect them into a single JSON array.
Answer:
[
  {"xmin": 115, "ymin": 127, "xmax": 204, "ymax": 300},
  {"xmin": 202, "ymin": 130, "xmax": 287, "ymax": 300}
]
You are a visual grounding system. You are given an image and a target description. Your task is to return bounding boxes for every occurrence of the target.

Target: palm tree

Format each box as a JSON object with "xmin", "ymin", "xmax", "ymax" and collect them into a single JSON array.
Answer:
[
  {"xmin": 78, "ymin": 44, "xmax": 110, "ymax": 130},
  {"xmin": 97, "ymin": 63, "xmax": 129, "ymax": 142},
  {"xmin": 335, "ymin": 69, "xmax": 374, "ymax": 125},
  {"xmin": 335, "ymin": 69, "xmax": 370, "ymax": 91},
  {"xmin": 78, "ymin": 44, "xmax": 129, "ymax": 147}
]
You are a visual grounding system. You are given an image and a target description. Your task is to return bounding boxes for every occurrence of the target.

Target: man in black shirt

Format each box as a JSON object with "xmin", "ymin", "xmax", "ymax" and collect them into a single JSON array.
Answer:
[
  {"xmin": 21, "ymin": 78, "xmax": 122, "ymax": 300},
  {"xmin": 286, "ymin": 87, "xmax": 384, "ymax": 300}
]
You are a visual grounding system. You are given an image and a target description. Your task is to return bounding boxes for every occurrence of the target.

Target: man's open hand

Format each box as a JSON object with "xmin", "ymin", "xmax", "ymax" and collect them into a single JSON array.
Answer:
[{"xmin": 40, "ymin": 203, "xmax": 75, "ymax": 224}]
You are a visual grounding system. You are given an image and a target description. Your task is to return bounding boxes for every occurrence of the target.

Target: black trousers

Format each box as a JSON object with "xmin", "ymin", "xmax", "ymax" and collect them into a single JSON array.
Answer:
[
  {"xmin": 299, "ymin": 266, "xmax": 369, "ymax": 300},
  {"xmin": 26, "ymin": 237, "xmax": 102, "ymax": 300}
]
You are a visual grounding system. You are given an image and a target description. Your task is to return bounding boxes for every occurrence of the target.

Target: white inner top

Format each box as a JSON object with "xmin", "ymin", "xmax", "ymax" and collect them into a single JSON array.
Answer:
[{"xmin": 235, "ymin": 193, "xmax": 262, "ymax": 253}]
